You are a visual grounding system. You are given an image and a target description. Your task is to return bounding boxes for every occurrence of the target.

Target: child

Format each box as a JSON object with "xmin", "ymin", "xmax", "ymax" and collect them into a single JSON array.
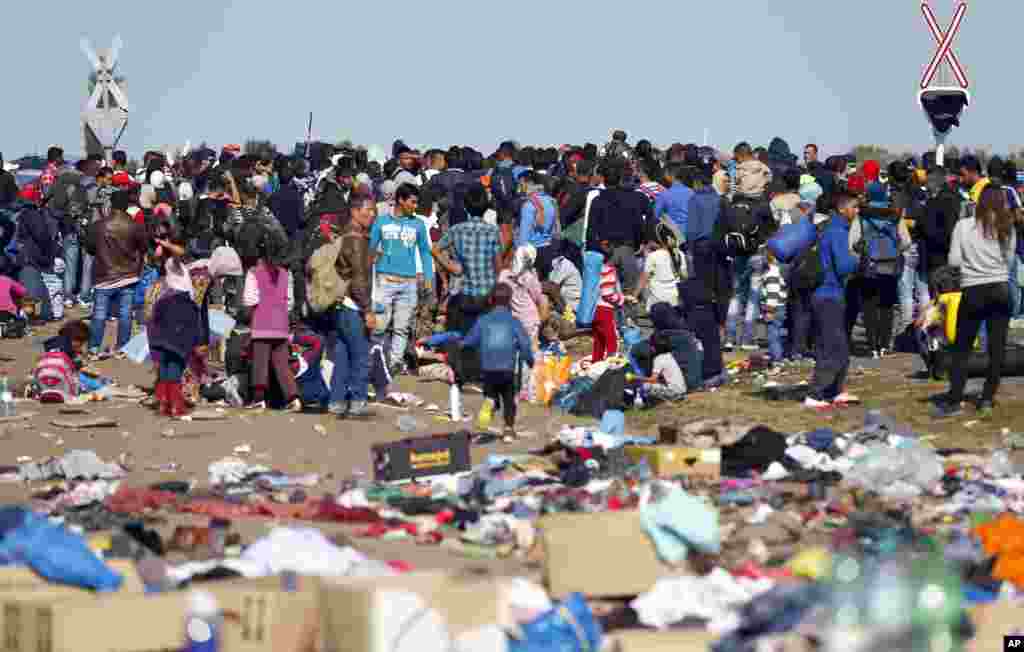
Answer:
[
  {"xmin": 917, "ymin": 266, "xmax": 965, "ymax": 377},
  {"xmin": 633, "ymin": 222, "xmax": 685, "ymax": 312},
  {"xmin": 592, "ymin": 240, "xmax": 624, "ymax": 363},
  {"xmin": 498, "ymin": 246, "xmax": 548, "ymax": 400},
  {"xmin": 242, "ymin": 233, "xmax": 301, "ymax": 411},
  {"xmin": 41, "ymin": 320, "xmax": 110, "ymax": 394},
  {"xmin": 760, "ymin": 250, "xmax": 789, "ymax": 363},
  {"xmin": 634, "ymin": 331, "xmax": 687, "ymax": 404},
  {"xmin": 290, "ymin": 330, "xmax": 330, "ymax": 410},
  {"xmin": 461, "ymin": 283, "xmax": 535, "ymax": 439}
]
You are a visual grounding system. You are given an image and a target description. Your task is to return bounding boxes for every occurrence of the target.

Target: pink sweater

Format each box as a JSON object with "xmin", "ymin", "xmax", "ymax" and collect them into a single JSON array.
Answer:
[
  {"xmin": 0, "ymin": 276, "xmax": 26, "ymax": 314},
  {"xmin": 498, "ymin": 269, "xmax": 544, "ymax": 338}
]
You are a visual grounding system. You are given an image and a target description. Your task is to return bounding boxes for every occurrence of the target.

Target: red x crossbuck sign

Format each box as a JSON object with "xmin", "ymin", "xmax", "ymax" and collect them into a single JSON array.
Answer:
[{"xmin": 921, "ymin": 2, "xmax": 969, "ymax": 89}]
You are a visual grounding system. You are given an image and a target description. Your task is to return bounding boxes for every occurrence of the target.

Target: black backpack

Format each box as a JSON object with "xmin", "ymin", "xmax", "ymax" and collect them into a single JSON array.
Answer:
[
  {"xmin": 719, "ymin": 196, "xmax": 763, "ymax": 256},
  {"xmin": 490, "ymin": 165, "xmax": 519, "ymax": 224},
  {"xmin": 790, "ymin": 230, "xmax": 826, "ymax": 291}
]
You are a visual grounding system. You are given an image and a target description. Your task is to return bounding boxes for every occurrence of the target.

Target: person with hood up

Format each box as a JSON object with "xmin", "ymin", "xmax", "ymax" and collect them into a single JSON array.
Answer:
[
  {"xmin": 766, "ymin": 137, "xmax": 799, "ymax": 182},
  {"xmin": 497, "ymin": 245, "xmax": 548, "ymax": 401},
  {"xmin": 849, "ymin": 182, "xmax": 911, "ymax": 358},
  {"xmin": 804, "ymin": 193, "xmax": 862, "ymax": 410}
]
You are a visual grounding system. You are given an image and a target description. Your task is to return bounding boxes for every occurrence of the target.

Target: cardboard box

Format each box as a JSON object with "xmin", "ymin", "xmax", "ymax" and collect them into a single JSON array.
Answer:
[
  {"xmin": 623, "ymin": 447, "xmax": 721, "ymax": 480},
  {"xmin": 968, "ymin": 601, "xmax": 1024, "ymax": 652},
  {"xmin": 319, "ymin": 571, "xmax": 513, "ymax": 652},
  {"xmin": 538, "ymin": 510, "xmax": 688, "ymax": 598},
  {"xmin": 0, "ymin": 559, "xmax": 143, "ymax": 596},
  {"xmin": 612, "ymin": 629, "xmax": 720, "ymax": 652},
  {"xmin": 0, "ymin": 575, "xmax": 319, "ymax": 652},
  {"xmin": 371, "ymin": 433, "xmax": 472, "ymax": 482}
]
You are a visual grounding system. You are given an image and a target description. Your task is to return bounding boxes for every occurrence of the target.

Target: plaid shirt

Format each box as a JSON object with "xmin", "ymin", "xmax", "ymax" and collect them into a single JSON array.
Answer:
[{"xmin": 436, "ymin": 215, "xmax": 501, "ymax": 298}]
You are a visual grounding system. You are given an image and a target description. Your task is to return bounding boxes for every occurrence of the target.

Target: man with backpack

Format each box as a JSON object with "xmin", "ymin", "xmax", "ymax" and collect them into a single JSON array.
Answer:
[
  {"xmin": 718, "ymin": 180, "xmax": 773, "ymax": 350},
  {"xmin": 805, "ymin": 192, "xmax": 862, "ymax": 410},
  {"xmin": 586, "ymin": 161, "xmax": 650, "ymax": 298}
]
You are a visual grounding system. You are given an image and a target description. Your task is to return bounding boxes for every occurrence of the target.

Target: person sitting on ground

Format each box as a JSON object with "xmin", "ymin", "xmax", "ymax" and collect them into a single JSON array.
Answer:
[
  {"xmin": 461, "ymin": 283, "xmax": 535, "ymax": 440},
  {"xmin": 632, "ymin": 331, "xmax": 687, "ymax": 404},
  {"xmin": 43, "ymin": 320, "xmax": 91, "ymax": 371}
]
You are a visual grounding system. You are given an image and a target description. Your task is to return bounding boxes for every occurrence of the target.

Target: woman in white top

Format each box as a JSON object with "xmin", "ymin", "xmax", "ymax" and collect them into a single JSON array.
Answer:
[{"xmin": 935, "ymin": 185, "xmax": 1017, "ymax": 418}]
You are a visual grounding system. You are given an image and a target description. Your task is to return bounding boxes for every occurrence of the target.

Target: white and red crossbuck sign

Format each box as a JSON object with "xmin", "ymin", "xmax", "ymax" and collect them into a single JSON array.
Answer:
[{"xmin": 920, "ymin": 2, "xmax": 969, "ymax": 89}]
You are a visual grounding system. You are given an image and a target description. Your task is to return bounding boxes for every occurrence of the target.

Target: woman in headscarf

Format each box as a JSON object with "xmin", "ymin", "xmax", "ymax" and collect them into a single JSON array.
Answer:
[{"xmin": 497, "ymin": 245, "xmax": 549, "ymax": 401}]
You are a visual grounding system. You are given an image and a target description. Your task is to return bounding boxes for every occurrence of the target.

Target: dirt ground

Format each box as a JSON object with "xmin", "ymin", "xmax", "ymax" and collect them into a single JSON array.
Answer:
[{"xmin": 1, "ymin": 312, "xmax": 1020, "ymax": 576}]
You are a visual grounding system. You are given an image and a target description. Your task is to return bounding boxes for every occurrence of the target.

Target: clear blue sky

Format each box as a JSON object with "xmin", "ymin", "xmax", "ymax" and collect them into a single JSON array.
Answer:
[{"xmin": 4, "ymin": 0, "xmax": 1019, "ymax": 160}]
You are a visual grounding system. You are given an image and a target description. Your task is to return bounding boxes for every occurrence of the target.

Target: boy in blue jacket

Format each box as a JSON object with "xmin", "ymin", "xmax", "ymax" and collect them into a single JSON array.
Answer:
[
  {"xmin": 461, "ymin": 283, "xmax": 535, "ymax": 438},
  {"xmin": 806, "ymin": 193, "xmax": 862, "ymax": 410}
]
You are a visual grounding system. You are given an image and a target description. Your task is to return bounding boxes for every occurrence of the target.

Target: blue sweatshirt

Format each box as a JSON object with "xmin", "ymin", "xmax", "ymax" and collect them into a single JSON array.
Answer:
[
  {"xmin": 369, "ymin": 213, "xmax": 434, "ymax": 282},
  {"xmin": 815, "ymin": 213, "xmax": 859, "ymax": 302},
  {"xmin": 517, "ymin": 193, "xmax": 557, "ymax": 249},
  {"xmin": 686, "ymin": 187, "xmax": 721, "ymax": 244},
  {"xmin": 461, "ymin": 307, "xmax": 535, "ymax": 372}
]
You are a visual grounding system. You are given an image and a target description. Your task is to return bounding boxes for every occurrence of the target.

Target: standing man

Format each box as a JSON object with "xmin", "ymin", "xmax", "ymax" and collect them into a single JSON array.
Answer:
[
  {"xmin": 85, "ymin": 187, "xmax": 148, "ymax": 356},
  {"xmin": 586, "ymin": 161, "xmax": 650, "ymax": 297},
  {"xmin": 433, "ymin": 184, "xmax": 501, "ymax": 335},
  {"xmin": 328, "ymin": 192, "xmax": 376, "ymax": 419},
  {"xmin": 655, "ymin": 162, "xmax": 694, "ymax": 238},
  {"xmin": 805, "ymin": 193, "xmax": 861, "ymax": 410},
  {"xmin": 369, "ymin": 184, "xmax": 434, "ymax": 375}
]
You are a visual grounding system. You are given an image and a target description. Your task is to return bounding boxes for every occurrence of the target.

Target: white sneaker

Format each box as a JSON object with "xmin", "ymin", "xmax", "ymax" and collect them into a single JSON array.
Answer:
[
  {"xmin": 803, "ymin": 396, "xmax": 832, "ymax": 410},
  {"xmin": 871, "ymin": 350, "xmax": 880, "ymax": 359},
  {"xmin": 740, "ymin": 344, "xmax": 758, "ymax": 351}
]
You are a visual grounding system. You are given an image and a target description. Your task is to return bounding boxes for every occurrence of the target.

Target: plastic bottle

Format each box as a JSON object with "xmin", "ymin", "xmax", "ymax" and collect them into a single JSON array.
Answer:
[
  {"xmin": 449, "ymin": 384, "xmax": 462, "ymax": 422},
  {"xmin": 183, "ymin": 590, "xmax": 221, "ymax": 652},
  {"xmin": 0, "ymin": 373, "xmax": 13, "ymax": 418}
]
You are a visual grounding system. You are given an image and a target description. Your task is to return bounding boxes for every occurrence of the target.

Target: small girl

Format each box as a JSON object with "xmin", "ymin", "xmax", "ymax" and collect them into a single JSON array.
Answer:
[
  {"xmin": 0, "ymin": 273, "xmax": 28, "ymax": 335},
  {"xmin": 592, "ymin": 240, "xmax": 624, "ymax": 363},
  {"xmin": 633, "ymin": 222, "xmax": 684, "ymax": 312},
  {"xmin": 242, "ymin": 233, "xmax": 301, "ymax": 411},
  {"xmin": 498, "ymin": 246, "xmax": 548, "ymax": 400},
  {"xmin": 759, "ymin": 251, "xmax": 789, "ymax": 363},
  {"xmin": 634, "ymin": 331, "xmax": 687, "ymax": 404}
]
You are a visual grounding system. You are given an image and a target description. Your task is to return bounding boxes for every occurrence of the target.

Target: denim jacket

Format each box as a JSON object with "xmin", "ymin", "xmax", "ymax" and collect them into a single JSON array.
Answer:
[{"xmin": 461, "ymin": 307, "xmax": 535, "ymax": 372}]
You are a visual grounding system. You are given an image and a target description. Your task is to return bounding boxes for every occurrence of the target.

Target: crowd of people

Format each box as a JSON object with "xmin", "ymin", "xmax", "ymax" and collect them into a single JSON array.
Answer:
[{"xmin": 0, "ymin": 131, "xmax": 1020, "ymax": 428}]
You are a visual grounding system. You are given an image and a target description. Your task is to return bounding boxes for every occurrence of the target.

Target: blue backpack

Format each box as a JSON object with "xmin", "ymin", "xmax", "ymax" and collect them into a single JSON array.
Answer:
[{"xmin": 860, "ymin": 215, "xmax": 902, "ymax": 278}]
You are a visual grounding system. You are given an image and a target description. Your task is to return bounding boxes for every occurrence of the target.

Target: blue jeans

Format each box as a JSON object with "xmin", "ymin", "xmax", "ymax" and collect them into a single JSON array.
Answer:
[
  {"xmin": 155, "ymin": 348, "xmax": 185, "ymax": 382},
  {"xmin": 63, "ymin": 232, "xmax": 94, "ymax": 303},
  {"xmin": 726, "ymin": 255, "xmax": 760, "ymax": 345},
  {"xmin": 898, "ymin": 245, "xmax": 929, "ymax": 332},
  {"xmin": 767, "ymin": 302, "xmax": 788, "ymax": 362},
  {"xmin": 90, "ymin": 284, "xmax": 136, "ymax": 353},
  {"xmin": 330, "ymin": 307, "xmax": 370, "ymax": 404},
  {"xmin": 375, "ymin": 277, "xmax": 418, "ymax": 365},
  {"xmin": 17, "ymin": 266, "xmax": 53, "ymax": 322}
]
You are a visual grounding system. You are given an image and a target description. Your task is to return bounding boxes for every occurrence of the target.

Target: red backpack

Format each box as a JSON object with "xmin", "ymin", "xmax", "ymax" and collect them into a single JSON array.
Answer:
[{"xmin": 33, "ymin": 352, "xmax": 78, "ymax": 403}]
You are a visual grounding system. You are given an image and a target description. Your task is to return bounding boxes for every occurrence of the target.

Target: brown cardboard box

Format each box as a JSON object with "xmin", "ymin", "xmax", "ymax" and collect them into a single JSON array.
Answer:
[
  {"xmin": 612, "ymin": 629, "xmax": 720, "ymax": 652},
  {"xmin": 0, "ymin": 559, "xmax": 143, "ymax": 596},
  {"xmin": 968, "ymin": 601, "xmax": 1024, "ymax": 652},
  {"xmin": 319, "ymin": 571, "xmax": 513, "ymax": 652},
  {"xmin": 623, "ymin": 446, "xmax": 721, "ymax": 480},
  {"xmin": 0, "ymin": 575, "xmax": 319, "ymax": 652},
  {"xmin": 538, "ymin": 510, "xmax": 688, "ymax": 598}
]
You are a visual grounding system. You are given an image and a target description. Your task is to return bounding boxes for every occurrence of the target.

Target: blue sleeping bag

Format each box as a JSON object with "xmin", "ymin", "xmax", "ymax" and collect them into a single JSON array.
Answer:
[
  {"xmin": 767, "ymin": 218, "xmax": 816, "ymax": 264},
  {"xmin": 576, "ymin": 251, "xmax": 605, "ymax": 328}
]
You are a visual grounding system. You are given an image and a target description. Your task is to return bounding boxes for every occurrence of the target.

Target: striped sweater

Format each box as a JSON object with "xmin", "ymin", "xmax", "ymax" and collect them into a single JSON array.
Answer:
[
  {"xmin": 760, "ymin": 263, "xmax": 788, "ymax": 311},
  {"xmin": 598, "ymin": 264, "xmax": 624, "ymax": 309}
]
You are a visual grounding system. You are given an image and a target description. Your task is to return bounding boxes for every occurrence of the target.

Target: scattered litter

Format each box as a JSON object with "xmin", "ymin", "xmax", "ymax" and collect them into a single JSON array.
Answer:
[{"xmin": 50, "ymin": 417, "xmax": 119, "ymax": 429}]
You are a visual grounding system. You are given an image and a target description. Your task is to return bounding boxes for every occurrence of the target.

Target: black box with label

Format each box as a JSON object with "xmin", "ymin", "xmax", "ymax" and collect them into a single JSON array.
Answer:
[{"xmin": 371, "ymin": 432, "xmax": 472, "ymax": 482}]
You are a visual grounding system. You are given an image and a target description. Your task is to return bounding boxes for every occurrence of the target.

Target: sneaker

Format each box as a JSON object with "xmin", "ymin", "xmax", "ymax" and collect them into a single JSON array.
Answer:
[
  {"xmin": 247, "ymin": 401, "xmax": 267, "ymax": 410},
  {"xmin": 832, "ymin": 392, "xmax": 861, "ymax": 406},
  {"xmin": 477, "ymin": 398, "xmax": 495, "ymax": 430},
  {"xmin": 328, "ymin": 401, "xmax": 350, "ymax": 418},
  {"xmin": 803, "ymin": 396, "xmax": 833, "ymax": 410},
  {"xmin": 879, "ymin": 348, "xmax": 889, "ymax": 358},
  {"xmin": 64, "ymin": 299, "xmax": 74, "ymax": 308},
  {"xmin": 871, "ymin": 350, "xmax": 880, "ymax": 359},
  {"xmin": 931, "ymin": 401, "xmax": 963, "ymax": 419},
  {"xmin": 740, "ymin": 344, "xmax": 758, "ymax": 351},
  {"xmin": 502, "ymin": 427, "xmax": 517, "ymax": 441},
  {"xmin": 286, "ymin": 398, "xmax": 303, "ymax": 412},
  {"xmin": 347, "ymin": 400, "xmax": 376, "ymax": 419},
  {"xmin": 722, "ymin": 341, "xmax": 736, "ymax": 352}
]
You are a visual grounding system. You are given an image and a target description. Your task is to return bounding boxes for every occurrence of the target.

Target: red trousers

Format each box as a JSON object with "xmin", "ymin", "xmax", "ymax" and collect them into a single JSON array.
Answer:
[{"xmin": 591, "ymin": 306, "xmax": 619, "ymax": 363}]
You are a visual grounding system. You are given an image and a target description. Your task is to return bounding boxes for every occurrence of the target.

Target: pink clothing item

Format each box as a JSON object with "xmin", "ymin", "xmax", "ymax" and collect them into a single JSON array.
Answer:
[
  {"xmin": 245, "ymin": 264, "xmax": 291, "ymax": 340},
  {"xmin": 0, "ymin": 276, "xmax": 26, "ymax": 314},
  {"xmin": 597, "ymin": 264, "xmax": 624, "ymax": 309},
  {"xmin": 498, "ymin": 269, "xmax": 544, "ymax": 339}
]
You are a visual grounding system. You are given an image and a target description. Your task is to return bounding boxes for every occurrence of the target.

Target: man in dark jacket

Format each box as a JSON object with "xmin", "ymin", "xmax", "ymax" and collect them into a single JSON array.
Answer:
[
  {"xmin": 586, "ymin": 161, "xmax": 650, "ymax": 293},
  {"xmin": 0, "ymin": 154, "xmax": 18, "ymax": 207},
  {"xmin": 15, "ymin": 206, "xmax": 61, "ymax": 322},
  {"xmin": 85, "ymin": 188, "xmax": 148, "ymax": 355},
  {"xmin": 267, "ymin": 161, "xmax": 304, "ymax": 238},
  {"xmin": 919, "ymin": 168, "xmax": 961, "ymax": 281}
]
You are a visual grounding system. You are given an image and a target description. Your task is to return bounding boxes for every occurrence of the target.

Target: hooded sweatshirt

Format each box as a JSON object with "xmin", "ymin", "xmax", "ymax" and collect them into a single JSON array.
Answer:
[
  {"xmin": 815, "ymin": 214, "xmax": 860, "ymax": 302},
  {"xmin": 586, "ymin": 188, "xmax": 650, "ymax": 250}
]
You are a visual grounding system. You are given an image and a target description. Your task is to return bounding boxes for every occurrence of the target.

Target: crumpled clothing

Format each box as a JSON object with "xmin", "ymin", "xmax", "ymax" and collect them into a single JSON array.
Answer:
[
  {"xmin": 842, "ymin": 441, "xmax": 943, "ymax": 498},
  {"xmin": 556, "ymin": 426, "xmax": 655, "ymax": 450},
  {"xmin": 463, "ymin": 514, "xmax": 535, "ymax": 550},
  {"xmin": 784, "ymin": 444, "xmax": 855, "ymax": 475},
  {"xmin": 240, "ymin": 527, "xmax": 391, "ymax": 578},
  {"xmin": 42, "ymin": 480, "xmax": 121, "ymax": 511},
  {"xmin": 207, "ymin": 456, "xmax": 270, "ymax": 485},
  {"xmin": 631, "ymin": 568, "xmax": 775, "ymax": 632},
  {"xmin": 336, "ymin": 488, "xmax": 371, "ymax": 509},
  {"xmin": 19, "ymin": 450, "xmax": 125, "ymax": 482},
  {"xmin": 640, "ymin": 482, "xmax": 719, "ymax": 564}
]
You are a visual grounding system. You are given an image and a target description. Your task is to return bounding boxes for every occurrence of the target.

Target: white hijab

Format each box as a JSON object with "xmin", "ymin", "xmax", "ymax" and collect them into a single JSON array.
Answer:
[{"xmin": 511, "ymin": 245, "xmax": 537, "ymax": 279}]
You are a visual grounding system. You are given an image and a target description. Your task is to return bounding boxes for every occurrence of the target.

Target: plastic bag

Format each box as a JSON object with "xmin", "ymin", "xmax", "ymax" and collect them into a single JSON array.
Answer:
[
  {"xmin": 0, "ymin": 510, "xmax": 123, "ymax": 591},
  {"xmin": 507, "ymin": 592, "xmax": 602, "ymax": 652},
  {"xmin": 120, "ymin": 329, "xmax": 150, "ymax": 364},
  {"xmin": 552, "ymin": 377, "xmax": 594, "ymax": 414},
  {"xmin": 208, "ymin": 309, "xmax": 236, "ymax": 339}
]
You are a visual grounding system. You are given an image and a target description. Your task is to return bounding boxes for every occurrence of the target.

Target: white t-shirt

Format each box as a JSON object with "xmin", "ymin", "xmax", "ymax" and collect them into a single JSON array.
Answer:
[
  {"xmin": 652, "ymin": 353, "xmax": 686, "ymax": 393},
  {"xmin": 548, "ymin": 256, "xmax": 582, "ymax": 311},
  {"xmin": 643, "ymin": 249, "xmax": 682, "ymax": 310}
]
